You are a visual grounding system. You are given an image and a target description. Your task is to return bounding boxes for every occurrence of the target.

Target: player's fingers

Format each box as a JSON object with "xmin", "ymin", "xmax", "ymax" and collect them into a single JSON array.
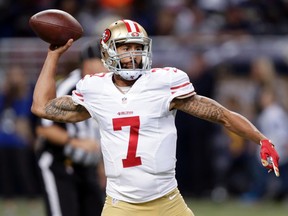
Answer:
[
  {"xmin": 262, "ymin": 157, "xmax": 280, "ymax": 177},
  {"xmin": 261, "ymin": 158, "xmax": 273, "ymax": 169},
  {"xmin": 271, "ymin": 157, "xmax": 280, "ymax": 177},
  {"xmin": 59, "ymin": 39, "xmax": 74, "ymax": 52},
  {"xmin": 261, "ymin": 158, "xmax": 270, "ymax": 167},
  {"xmin": 49, "ymin": 39, "xmax": 74, "ymax": 52},
  {"xmin": 66, "ymin": 38, "xmax": 74, "ymax": 46},
  {"xmin": 273, "ymin": 164, "xmax": 280, "ymax": 177}
]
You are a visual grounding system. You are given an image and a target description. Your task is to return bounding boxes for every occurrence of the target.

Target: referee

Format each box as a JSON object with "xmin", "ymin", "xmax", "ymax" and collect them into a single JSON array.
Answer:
[{"xmin": 35, "ymin": 40, "xmax": 107, "ymax": 216}]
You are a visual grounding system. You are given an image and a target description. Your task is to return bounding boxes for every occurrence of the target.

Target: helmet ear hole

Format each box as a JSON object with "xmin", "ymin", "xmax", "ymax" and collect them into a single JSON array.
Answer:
[{"xmin": 108, "ymin": 49, "xmax": 116, "ymax": 56}]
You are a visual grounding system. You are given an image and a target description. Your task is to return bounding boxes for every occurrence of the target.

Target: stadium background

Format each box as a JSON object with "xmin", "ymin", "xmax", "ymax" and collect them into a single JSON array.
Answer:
[{"xmin": 0, "ymin": 0, "xmax": 288, "ymax": 215}]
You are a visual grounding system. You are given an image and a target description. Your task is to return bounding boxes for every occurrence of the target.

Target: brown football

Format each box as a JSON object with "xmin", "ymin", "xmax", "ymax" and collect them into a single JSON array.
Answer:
[{"xmin": 29, "ymin": 9, "xmax": 83, "ymax": 46}]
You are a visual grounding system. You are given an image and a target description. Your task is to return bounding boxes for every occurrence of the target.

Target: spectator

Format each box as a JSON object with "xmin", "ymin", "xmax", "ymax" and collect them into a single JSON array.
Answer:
[
  {"xmin": 0, "ymin": 65, "xmax": 39, "ymax": 197},
  {"xmin": 241, "ymin": 86, "xmax": 288, "ymax": 202}
]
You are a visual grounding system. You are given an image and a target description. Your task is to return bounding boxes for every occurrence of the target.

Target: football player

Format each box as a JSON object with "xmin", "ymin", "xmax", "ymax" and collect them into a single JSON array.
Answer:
[{"xmin": 31, "ymin": 19, "xmax": 280, "ymax": 216}]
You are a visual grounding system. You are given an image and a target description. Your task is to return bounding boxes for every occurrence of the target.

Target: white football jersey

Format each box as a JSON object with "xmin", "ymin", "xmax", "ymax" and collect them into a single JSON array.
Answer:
[{"xmin": 72, "ymin": 67, "xmax": 195, "ymax": 203}]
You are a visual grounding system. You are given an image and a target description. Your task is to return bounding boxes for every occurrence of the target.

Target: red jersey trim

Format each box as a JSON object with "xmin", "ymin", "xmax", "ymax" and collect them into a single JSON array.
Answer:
[
  {"xmin": 170, "ymin": 82, "xmax": 191, "ymax": 90},
  {"xmin": 73, "ymin": 90, "xmax": 84, "ymax": 101},
  {"xmin": 175, "ymin": 91, "xmax": 196, "ymax": 99}
]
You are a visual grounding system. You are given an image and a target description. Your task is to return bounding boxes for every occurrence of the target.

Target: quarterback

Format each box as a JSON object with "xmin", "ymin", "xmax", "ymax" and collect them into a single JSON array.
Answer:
[{"xmin": 32, "ymin": 19, "xmax": 280, "ymax": 216}]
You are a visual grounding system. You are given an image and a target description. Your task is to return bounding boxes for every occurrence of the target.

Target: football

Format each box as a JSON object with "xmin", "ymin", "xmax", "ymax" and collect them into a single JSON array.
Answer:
[{"xmin": 29, "ymin": 9, "xmax": 83, "ymax": 46}]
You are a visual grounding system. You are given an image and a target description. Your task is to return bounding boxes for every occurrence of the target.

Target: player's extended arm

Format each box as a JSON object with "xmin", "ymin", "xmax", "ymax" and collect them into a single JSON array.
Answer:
[
  {"xmin": 172, "ymin": 94, "xmax": 280, "ymax": 176},
  {"xmin": 31, "ymin": 39, "xmax": 90, "ymax": 123}
]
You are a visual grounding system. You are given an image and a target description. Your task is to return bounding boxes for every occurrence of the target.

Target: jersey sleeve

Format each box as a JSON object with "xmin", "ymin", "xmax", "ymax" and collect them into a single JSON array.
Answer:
[
  {"xmin": 71, "ymin": 75, "xmax": 95, "ymax": 118},
  {"xmin": 71, "ymin": 77, "xmax": 85, "ymax": 105},
  {"xmin": 167, "ymin": 67, "xmax": 195, "ymax": 100}
]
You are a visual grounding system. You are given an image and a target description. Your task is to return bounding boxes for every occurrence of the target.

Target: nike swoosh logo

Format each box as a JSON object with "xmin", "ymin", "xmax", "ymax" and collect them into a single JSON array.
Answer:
[{"xmin": 169, "ymin": 194, "xmax": 177, "ymax": 200}]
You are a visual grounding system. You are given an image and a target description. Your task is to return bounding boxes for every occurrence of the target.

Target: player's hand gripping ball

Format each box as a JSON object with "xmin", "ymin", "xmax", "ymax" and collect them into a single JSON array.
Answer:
[
  {"xmin": 29, "ymin": 9, "xmax": 83, "ymax": 46},
  {"xmin": 260, "ymin": 139, "xmax": 280, "ymax": 177}
]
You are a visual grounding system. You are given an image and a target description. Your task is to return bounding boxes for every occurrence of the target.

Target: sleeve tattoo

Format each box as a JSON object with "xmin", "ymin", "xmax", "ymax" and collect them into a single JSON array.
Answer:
[
  {"xmin": 45, "ymin": 96, "xmax": 88, "ymax": 122},
  {"xmin": 175, "ymin": 95, "xmax": 265, "ymax": 143},
  {"xmin": 176, "ymin": 95, "xmax": 226, "ymax": 123}
]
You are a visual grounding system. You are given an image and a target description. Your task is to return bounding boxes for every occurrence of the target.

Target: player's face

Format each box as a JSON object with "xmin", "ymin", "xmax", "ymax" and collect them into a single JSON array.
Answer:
[{"xmin": 116, "ymin": 43, "xmax": 143, "ymax": 69}]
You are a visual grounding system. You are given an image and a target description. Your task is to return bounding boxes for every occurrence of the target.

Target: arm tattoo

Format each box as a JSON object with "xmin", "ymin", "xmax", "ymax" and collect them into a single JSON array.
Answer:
[
  {"xmin": 175, "ymin": 96, "xmax": 266, "ymax": 143},
  {"xmin": 177, "ymin": 96, "xmax": 225, "ymax": 123},
  {"xmin": 45, "ymin": 96, "xmax": 87, "ymax": 122}
]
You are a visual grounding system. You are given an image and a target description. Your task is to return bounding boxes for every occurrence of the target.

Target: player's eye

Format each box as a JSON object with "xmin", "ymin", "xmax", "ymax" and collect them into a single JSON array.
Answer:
[
  {"xmin": 119, "ymin": 46, "xmax": 129, "ymax": 52},
  {"xmin": 136, "ymin": 45, "xmax": 143, "ymax": 51}
]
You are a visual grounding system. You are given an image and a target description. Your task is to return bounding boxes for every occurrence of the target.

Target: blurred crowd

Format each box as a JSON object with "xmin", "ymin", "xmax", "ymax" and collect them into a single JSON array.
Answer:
[
  {"xmin": 175, "ymin": 52, "xmax": 288, "ymax": 204},
  {"xmin": 2, "ymin": 0, "xmax": 288, "ymax": 38},
  {"xmin": 0, "ymin": 0, "xmax": 288, "ymax": 207}
]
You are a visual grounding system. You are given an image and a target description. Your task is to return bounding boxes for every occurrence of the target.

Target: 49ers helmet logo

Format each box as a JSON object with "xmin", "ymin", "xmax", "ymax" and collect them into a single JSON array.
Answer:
[
  {"xmin": 102, "ymin": 29, "xmax": 111, "ymax": 43},
  {"xmin": 131, "ymin": 32, "xmax": 140, "ymax": 36}
]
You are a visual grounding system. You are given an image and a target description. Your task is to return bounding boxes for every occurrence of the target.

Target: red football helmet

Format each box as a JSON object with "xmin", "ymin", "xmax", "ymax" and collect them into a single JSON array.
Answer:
[{"xmin": 100, "ymin": 19, "xmax": 152, "ymax": 80}]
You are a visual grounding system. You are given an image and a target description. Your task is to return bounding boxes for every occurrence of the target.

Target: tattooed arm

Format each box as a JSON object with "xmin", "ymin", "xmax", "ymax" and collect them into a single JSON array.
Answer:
[
  {"xmin": 42, "ymin": 96, "xmax": 90, "ymax": 122},
  {"xmin": 171, "ymin": 94, "xmax": 267, "ymax": 144},
  {"xmin": 31, "ymin": 39, "xmax": 90, "ymax": 123}
]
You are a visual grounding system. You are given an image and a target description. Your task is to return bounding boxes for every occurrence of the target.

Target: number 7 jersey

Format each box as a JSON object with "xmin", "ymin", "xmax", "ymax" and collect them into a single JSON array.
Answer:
[{"xmin": 72, "ymin": 67, "xmax": 195, "ymax": 203}]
